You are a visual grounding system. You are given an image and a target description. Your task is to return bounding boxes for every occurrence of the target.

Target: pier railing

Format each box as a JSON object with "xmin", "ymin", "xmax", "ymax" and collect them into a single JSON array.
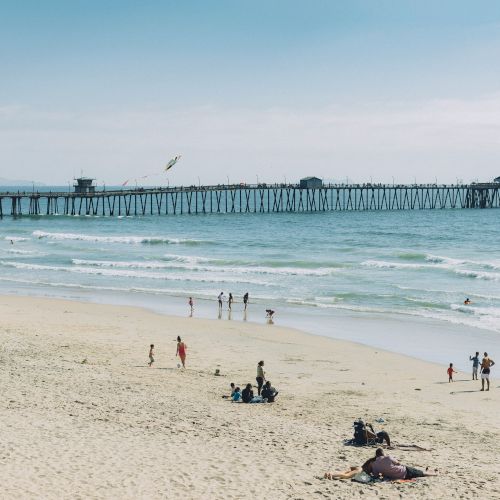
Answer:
[{"xmin": 0, "ymin": 183, "xmax": 499, "ymax": 217}]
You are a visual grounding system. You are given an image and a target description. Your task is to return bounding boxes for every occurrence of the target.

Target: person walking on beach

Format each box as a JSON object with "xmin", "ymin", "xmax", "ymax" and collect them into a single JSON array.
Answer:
[
  {"xmin": 148, "ymin": 344, "xmax": 155, "ymax": 367},
  {"xmin": 176, "ymin": 336, "xmax": 187, "ymax": 368},
  {"xmin": 188, "ymin": 297, "xmax": 194, "ymax": 315},
  {"xmin": 447, "ymin": 363, "xmax": 457, "ymax": 382},
  {"xmin": 243, "ymin": 292, "xmax": 249, "ymax": 311},
  {"xmin": 470, "ymin": 352, "xmax": 480, "ymax": 380},
  {"xmin": 218, "ymin": 292, "xmax": 224, "ymax": 311},
  {"xmin": 256, "ymin": 360, "xmax": 266, "ymax": 396},
  {"xmin": 228, "ymin": 293, "xmax": 233, "ymax": 311},
  {"xmin": 480, "ymin": 352, "xmax": 495, "ymax": 391}
]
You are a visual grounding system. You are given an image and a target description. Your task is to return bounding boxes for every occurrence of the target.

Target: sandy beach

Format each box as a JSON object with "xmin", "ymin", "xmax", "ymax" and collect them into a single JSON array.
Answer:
[{"xmin": 0, "ymin": 294, "xmax": 499, "ymax": 499}]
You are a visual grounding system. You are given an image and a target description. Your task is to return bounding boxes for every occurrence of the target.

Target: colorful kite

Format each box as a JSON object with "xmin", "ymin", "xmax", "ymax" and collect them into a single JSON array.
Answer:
[{"xmin": 122, "ymin": 155, "xmax": 181, "ymax": 187}]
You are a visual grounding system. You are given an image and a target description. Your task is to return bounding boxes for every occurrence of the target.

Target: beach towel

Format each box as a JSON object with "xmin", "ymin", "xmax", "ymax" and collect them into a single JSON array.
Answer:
[{"xmin": 351, "ymin": 471, "xmax": 373, "ymax": 484}]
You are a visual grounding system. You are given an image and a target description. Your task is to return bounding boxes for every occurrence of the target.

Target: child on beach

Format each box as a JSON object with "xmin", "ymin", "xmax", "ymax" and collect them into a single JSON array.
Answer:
[
  {"xmin": 232, "ymin": 387, "xmax": 241, "ymax": 402},
  {"xmin": 447, "ymin": 363, "xmax": 457, "ymax": 382},
  {"xmin": 148, "ymin": 344, "xmax": 155, "ymax": 367}
]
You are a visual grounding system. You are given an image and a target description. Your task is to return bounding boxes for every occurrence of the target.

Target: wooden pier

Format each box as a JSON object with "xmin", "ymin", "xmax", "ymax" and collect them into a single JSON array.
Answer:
[{"xmin": 0, "ymin": 183, "xmax": 499, "ymax": 218}]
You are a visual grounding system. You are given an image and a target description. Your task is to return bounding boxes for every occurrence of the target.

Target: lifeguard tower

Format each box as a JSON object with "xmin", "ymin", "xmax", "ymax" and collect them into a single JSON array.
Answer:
[{"xmin": 73, "ymin": 177, "xmax": 96, "ymax": 194}]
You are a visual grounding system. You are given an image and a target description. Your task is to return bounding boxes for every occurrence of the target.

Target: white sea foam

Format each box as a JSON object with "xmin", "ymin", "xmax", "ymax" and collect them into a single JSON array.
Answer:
[
  {"xmin": 71, "ymin": 258, "xmax": 338, "ymax": 276},
  {"xmin": 6, "ymin": 249, "xmax": 40, "ymax": 255},
  {"xmin": 426, "ymin": 254, "xmax": 500, "ymax": 270},
  {"xmin": 362, "ymin": 260, "xmax": 436, "ymax": 270},
  {"xmin": 0, "ymin": 261, "xmax": 271, "ymax": 286},
  {"xmin": 454, "ymin": 269, "xmax": 500, "ymax": 281},
  {"xmin": 32, "ymin": 230, "xmax": 206, "ymax": 245},
  {"xmin": 4, "ymin": 236, "xmax": 30, "ymax": 242}
]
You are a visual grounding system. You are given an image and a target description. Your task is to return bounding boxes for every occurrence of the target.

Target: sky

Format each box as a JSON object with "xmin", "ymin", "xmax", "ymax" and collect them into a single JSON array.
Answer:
[{"xmin": 2, "ymin": 0, "xmax": 500, "ymax": 185}]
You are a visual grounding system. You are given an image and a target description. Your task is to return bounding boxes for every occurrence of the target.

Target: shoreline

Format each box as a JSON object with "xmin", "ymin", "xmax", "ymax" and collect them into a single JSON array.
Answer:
[{"xmin": 1, "ymin": 285, "xmax": 498, "ymax": 371}]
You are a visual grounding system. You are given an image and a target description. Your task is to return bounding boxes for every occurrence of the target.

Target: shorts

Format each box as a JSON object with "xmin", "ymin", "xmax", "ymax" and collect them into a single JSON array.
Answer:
[
  {"xmin": 405, "ymin": 466, "xmax": 425, "ymax": 479},
  {"xmin": 149, "ymin": 356, "xmax": 154, "ymax": 362},
  {"xmin": 481, "ymin": 372, "xmax": 489, "ymax": 380},
  {"xmin": 473, "ymin": 366, "xmax": 478, "ymax": 374}
]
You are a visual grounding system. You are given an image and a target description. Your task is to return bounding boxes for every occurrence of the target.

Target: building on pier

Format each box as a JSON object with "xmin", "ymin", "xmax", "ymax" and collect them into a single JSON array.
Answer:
[
  {"xmin": 300, "ymin": 176, "xmax": 323, "ymax": 189},
  {"xmin": 74, "ymin": 177, "xmax": 95, "ymax": 194}
]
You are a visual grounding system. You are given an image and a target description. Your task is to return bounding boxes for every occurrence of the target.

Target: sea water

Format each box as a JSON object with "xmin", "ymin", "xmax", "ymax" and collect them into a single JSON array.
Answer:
[{"xmin": 1, "ymin": 191, "xmax": 499, "ymax": 368}]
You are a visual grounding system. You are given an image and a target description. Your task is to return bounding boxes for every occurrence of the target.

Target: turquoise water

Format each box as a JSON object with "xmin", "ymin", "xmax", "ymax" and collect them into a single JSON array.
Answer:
[{"xmin": 1, "ymin": 198, "xmax": 499, "ymax": 365}]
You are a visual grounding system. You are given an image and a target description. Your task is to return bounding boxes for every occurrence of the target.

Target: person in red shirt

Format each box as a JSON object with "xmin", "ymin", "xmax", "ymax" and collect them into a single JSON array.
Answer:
[{"xmin": 447, "ymin": 363, "xmax": 457, "ymax": 382}]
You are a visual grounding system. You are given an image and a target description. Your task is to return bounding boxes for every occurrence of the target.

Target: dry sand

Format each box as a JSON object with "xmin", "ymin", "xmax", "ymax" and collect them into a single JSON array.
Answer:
[{"xmin": 0, "ymin": 295, "xmax": 499, "ymax": 499}]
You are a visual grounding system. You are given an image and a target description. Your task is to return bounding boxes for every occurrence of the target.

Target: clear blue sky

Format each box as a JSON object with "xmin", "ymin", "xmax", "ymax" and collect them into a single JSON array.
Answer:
[{"xmin": 2, "ymin": 1, "xmax": 500, "ymax": 185}]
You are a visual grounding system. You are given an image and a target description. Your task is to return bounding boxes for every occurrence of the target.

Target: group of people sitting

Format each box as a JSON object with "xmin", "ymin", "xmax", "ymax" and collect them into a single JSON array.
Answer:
[{"xmin": 227, "ymin": 381, "xmax": 279, "ymax": 403}]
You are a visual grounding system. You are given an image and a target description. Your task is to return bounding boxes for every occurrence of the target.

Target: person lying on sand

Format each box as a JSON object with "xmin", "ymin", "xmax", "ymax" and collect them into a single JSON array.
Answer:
[
  {"xmin": 324, "ymin": 457, "xmax": 376, "ymax": 479},
  {"xmin": 370, "ymin": 448, "xmax": 438, "ymax": 480}
]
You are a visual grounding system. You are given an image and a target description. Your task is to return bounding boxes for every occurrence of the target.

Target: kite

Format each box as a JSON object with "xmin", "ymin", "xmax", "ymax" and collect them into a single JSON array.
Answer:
[
  {"xmin": 122, "ymin": 155, "xmax": 181, "ymax": 187},
  {"xmin": 165, "ymin": 155, "xmax": 181, "ymax": 172}
]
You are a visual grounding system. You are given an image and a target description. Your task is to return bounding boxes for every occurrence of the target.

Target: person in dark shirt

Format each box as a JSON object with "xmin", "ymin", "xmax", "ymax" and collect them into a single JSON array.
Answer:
[
  {"xmin": 261, "ymin": 380, "xmax": 279, "ymax": 402},
  {"xmin": 242, "ymin": 383, "xmax": 254, "ymax": 403}
]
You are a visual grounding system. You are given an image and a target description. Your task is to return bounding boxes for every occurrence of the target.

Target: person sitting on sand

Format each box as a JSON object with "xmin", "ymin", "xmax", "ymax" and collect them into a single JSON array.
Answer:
[
  {"xmin": 261, "ymin": 380, "xmax": 279, "ymax": 402},
  {"xmin": 222, "ymin": 383, "xmax": 236, "ymax": 399},
  {"xmin": 353, "ymin": 420, "xmax": 391, "ymax": 447},
  {"xmin": 480, "ymin": 352, "xmax": 495, "ymax": 391},
  {"xmin": 371, "ymin": 448, "xmax": 437, "ymax": 480},
  {"xmin": 366, "ymin": 422, "xmax": 391, "ymax": 447},
  {"xmin": 447, "ymin": 363, "xmax": 457, "ymax": 382},
  {"xmin": 241, "ymin": 384, "xmax": 265, "ymax": 403},
  {"xmin": 176, "ymin": 336, "xmax": 187, "ymax": 368},
  {"xmin": 232, "ymin": 387, "xmax": 241, "ymax": 402},
  {"xmin": 148, "ymin": 344, "xmax": 155, "ymax": 367},
  {"xmin": 242, "ymin": 383, "xmax": 254, "ymax": 403}
]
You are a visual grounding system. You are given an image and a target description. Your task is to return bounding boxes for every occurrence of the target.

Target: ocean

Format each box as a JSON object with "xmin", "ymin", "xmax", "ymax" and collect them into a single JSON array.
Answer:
[{"xmin": 1, "ymin": 188, "xmax": 499, "ymax": 368}]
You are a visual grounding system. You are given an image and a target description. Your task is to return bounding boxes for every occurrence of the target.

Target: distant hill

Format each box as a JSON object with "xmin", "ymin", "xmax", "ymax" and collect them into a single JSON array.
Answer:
[{"xmin": 0, "ymin": 177, "xmax": 46, "ymax": 187}]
